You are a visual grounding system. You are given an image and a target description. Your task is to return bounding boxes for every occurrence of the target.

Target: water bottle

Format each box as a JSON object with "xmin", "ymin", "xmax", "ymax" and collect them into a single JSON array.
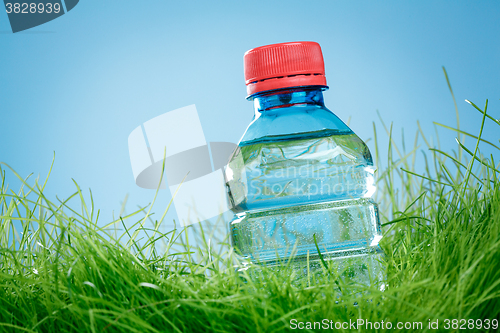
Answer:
[{"xmin": 225, "ymin": 41, "xmax": 384, "ymax": 285}]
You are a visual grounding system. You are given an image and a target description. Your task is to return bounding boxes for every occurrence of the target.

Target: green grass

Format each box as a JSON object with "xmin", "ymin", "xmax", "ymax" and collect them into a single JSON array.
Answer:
[{"xmin": 1, "ymin": 75, "xmax": 500, "ymax": 332}]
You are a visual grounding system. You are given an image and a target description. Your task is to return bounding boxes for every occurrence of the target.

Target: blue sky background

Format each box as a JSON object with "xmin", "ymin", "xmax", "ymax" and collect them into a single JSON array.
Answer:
[{"xmin": 1, "ymin": 1, "xmax": 499, "ymax": 242}]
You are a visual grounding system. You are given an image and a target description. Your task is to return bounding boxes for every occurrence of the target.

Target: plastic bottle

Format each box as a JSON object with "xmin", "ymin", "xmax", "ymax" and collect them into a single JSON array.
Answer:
[{"xmin": 224, "ymin": 41, "xmax": 384, "ymax": 285}]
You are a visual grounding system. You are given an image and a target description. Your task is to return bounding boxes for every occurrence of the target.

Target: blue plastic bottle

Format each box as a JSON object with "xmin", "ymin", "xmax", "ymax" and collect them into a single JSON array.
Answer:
[{"xmin": 225, "ymin": 42, "xmax": 384, "ymax": 284}]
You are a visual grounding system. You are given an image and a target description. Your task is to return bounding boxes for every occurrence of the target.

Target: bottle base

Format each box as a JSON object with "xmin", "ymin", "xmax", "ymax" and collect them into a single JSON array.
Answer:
[{"xmin": 238, "ymin": 246, "xmax": 386, "ymax": 290}]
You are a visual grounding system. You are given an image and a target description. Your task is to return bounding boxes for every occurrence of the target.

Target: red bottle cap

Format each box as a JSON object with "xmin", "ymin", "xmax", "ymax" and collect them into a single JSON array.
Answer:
[{"xmin": 244, "ymin": 41, "xmax": 327, "ymax": 96}]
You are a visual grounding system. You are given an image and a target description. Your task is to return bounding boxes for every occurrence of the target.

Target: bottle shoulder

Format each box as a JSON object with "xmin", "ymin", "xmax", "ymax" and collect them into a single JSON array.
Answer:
[{"xmin": 239, "ymin": 105, "xmax": 353, "ymax": 146}]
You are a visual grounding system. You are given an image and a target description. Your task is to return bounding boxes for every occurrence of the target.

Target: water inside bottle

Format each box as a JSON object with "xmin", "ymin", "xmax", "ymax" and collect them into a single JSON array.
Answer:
[{"xmin": 226, "ymin": 129, "xmax": 383, "ymax": 265}]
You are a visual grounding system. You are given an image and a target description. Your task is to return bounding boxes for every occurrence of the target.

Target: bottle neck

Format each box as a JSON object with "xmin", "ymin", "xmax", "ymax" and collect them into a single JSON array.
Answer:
[{"xmin": 250, "ymin": 86, "xmax": 326, "ymax": 114}]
